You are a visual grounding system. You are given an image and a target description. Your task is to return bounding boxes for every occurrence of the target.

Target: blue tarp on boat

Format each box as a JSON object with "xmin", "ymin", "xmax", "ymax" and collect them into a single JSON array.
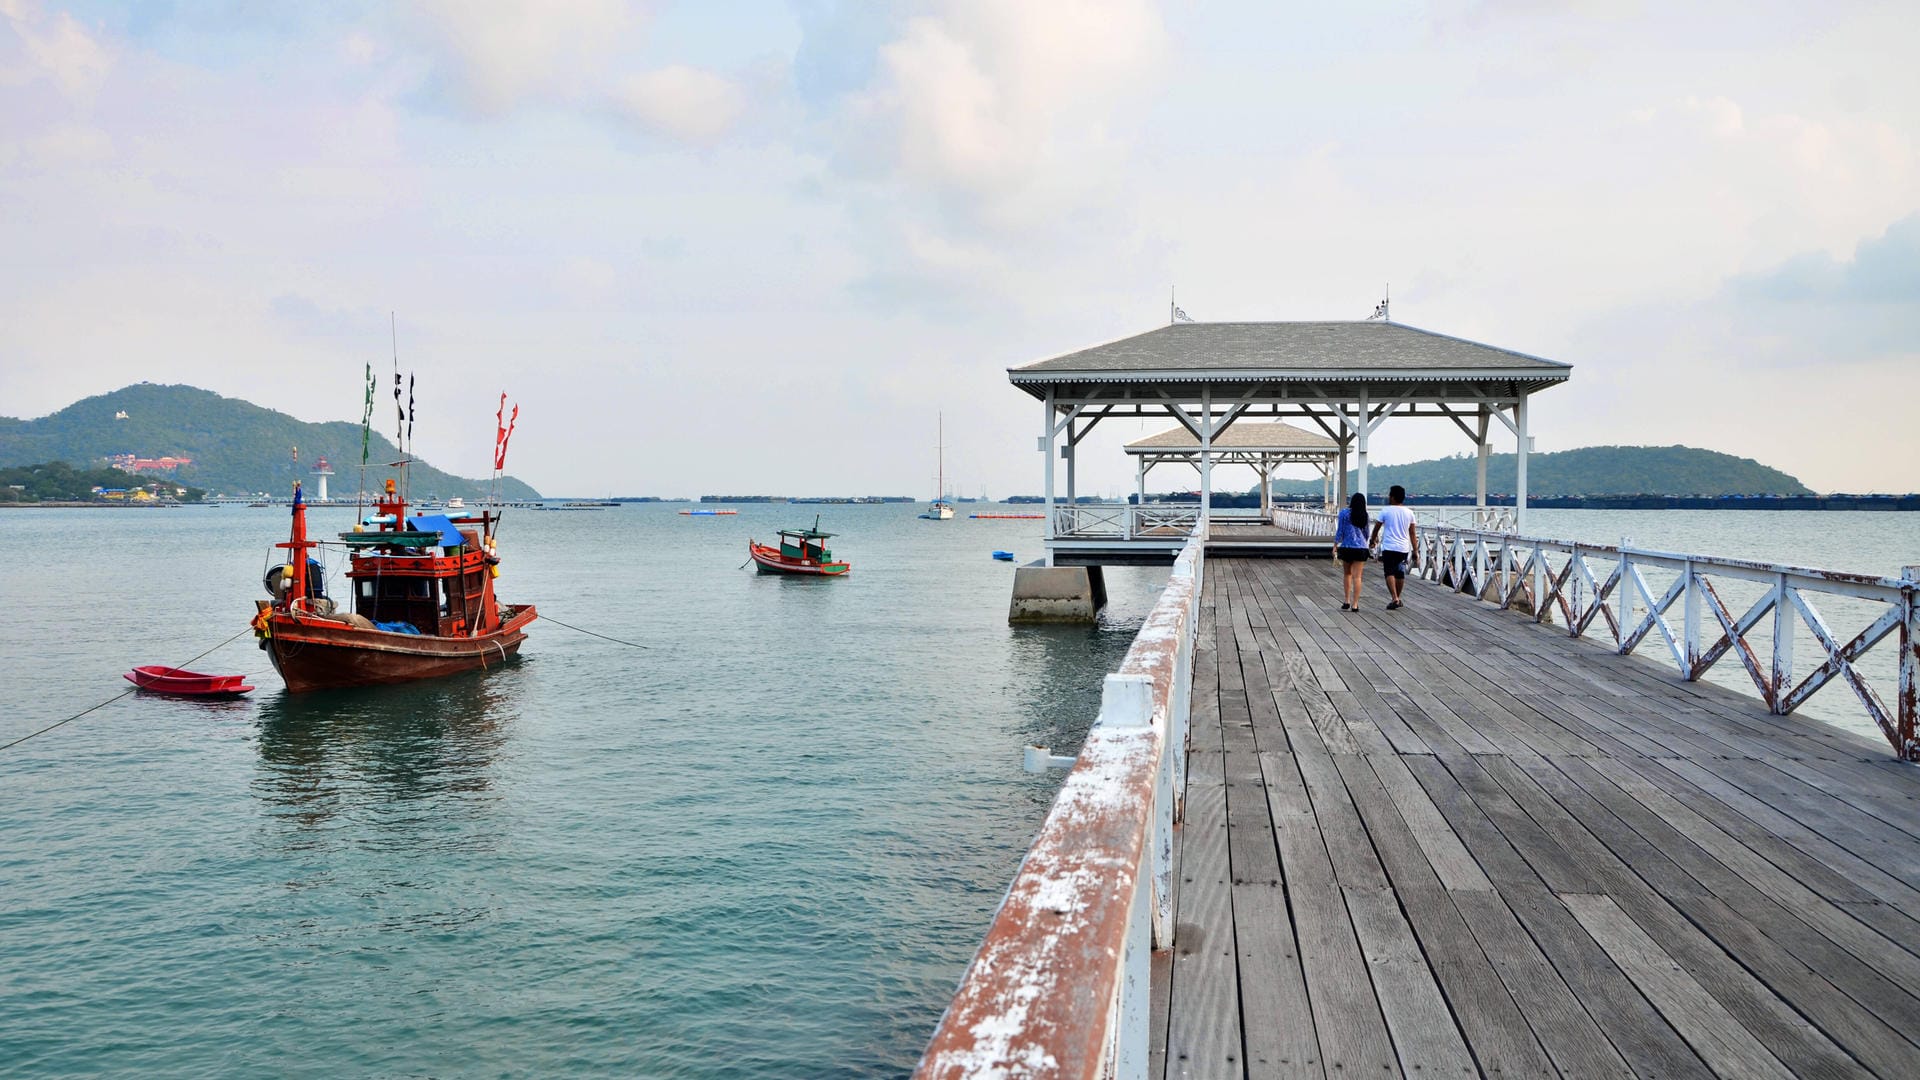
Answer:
[
  {"xmin": 405, "ymin": 514, "xmax": 467, "ymax": 547},
  {"xmin": 374, "ymin": 621, "xmax": 421, "ymax": 635}
]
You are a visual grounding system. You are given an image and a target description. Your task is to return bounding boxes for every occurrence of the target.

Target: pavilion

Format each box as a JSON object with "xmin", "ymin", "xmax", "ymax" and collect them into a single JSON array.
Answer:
[
  {"xmin": 1124, "ymin": 421, "xmax": 1339, "ymax": 518},
  {"xmin": 1004, "ymin": 320, "xmax": 1571, "ymax": 612}
]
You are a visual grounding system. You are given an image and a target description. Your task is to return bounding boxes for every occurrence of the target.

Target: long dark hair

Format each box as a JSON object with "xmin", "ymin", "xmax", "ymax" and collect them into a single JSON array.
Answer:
[{"xmin": 1347, "ymin": 492, "xmax": 1369, "ymax": 531}]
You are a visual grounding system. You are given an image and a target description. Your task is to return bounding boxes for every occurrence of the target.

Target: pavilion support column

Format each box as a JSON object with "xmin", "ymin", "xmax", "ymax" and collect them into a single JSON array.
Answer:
[
  {"xmin": 1199, "ymin": 388, "xmax": 1213, "ymax": 531},
  {"xmin": 1515, "ymin": 393, "xmax": 1531, "ymax": 532},
  {"xmin": 1355, "ymin": 390, "xmax": 1370, "ymax": 504},
  {"xmin": 1321, "ymin": 463, "xmax": 1330, "ymax": 509},
  {"xmin": 1064, "ymin": 421, "xmax": 1077, "ymax": 508},
  {"xmin": 1259, "ymin": 460, "xmax": 1271, "ymax": 521},
  {"xmin": 1136, "ymin": 457, "xmax": 1147, "ymax": 507},
  {"xmin": 1475, "ymin": 407, "xmax": 1491, "ymax": 513},
  {"xmin": 1042, "ymin": 389, "xmax": 1056, "ymax": 561},
  {"xmin": 1336, "ymin": 435, "xmax": 1350, "ymax": 507}
]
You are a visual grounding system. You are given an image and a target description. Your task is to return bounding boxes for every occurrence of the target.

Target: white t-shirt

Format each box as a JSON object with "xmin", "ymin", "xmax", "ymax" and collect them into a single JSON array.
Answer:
[{"xmin": 1377, "ymin": 504, "xmax": 1415, "ymax": 552}]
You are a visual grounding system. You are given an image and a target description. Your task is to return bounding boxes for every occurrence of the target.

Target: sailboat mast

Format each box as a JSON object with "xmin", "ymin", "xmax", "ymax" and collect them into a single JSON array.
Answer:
[{"xmin": 937, "ymin": 412, "xmax": 944, "ymax": 502}]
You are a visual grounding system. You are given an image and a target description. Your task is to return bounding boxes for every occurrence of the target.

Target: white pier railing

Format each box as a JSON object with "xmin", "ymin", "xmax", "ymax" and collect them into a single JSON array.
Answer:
[
  {"xmin": 917, "ymin": 525, "xmax": 1207, "ymax": 1079},
  {"xmin": 1271, "ymin": 503, "xmax": 1514, "ymax": 534},
  {"xmin": 1051, "ymin": 503, "xmax": 1227, "ymax": 539},
  {"xmin": 1415, "ymin": 524, "xmax": 1920, "ymax": 759}
]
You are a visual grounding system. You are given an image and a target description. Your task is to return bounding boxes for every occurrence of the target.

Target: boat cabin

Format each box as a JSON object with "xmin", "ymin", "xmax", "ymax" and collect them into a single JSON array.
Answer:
[
  {"xmin": 778, "ymin": 526, "xmax": 835, "ymax": 564},
  {"xmin": 336, "ymin": 495, "xmax": 502, "ymax": 636}
]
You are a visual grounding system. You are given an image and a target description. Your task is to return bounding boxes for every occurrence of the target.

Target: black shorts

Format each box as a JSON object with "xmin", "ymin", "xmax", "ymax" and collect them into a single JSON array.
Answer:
[
  {"xmin": 1381, "ymin": 550, "xmax": 1408, "ymax": 578},
  {"xmin": 1337, "ymin": 546, "xmax": 1370, "ymax": 563}
]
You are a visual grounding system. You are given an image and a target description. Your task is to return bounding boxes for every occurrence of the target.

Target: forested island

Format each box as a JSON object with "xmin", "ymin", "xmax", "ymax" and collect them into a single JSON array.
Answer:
[
  {"xmin": 0, "ymin": 384, "xmax": 539, "ymax": 500},
  {"xmin": 1265, "ymin": 445, "xmax": 1812, "ymax": 499}
]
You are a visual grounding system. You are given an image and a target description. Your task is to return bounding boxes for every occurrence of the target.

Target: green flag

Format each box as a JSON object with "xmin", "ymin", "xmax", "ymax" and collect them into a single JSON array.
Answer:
[{"xmin": 360, "ymin": 363, "xmax": 374, "ymax": 465}]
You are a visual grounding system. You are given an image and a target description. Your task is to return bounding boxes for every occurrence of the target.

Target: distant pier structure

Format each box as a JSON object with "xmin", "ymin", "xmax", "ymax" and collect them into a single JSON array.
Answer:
[
  {"xmin": 311, "ymin": 455, "xmax": 334, "ymax": 502},
  {"xmin": 1006, "ymin": 320, "xmax": 1572, "ymax": 620}
]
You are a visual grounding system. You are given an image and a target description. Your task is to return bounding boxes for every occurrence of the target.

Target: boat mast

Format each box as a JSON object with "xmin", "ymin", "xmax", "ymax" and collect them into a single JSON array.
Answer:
[{"xmin": 937, "ymin": 412, "xmax": 944, "ymax": 504}]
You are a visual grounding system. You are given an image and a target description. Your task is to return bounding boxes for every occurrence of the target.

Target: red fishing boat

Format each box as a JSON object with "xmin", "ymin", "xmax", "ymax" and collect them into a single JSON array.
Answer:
[
  {"xmin": 250, "ymin": 478, "xmax": 537, "ymax": 692},
  {"xmin": 747, "ymin": 520, "xmax": 850, "ymax": 576},
  {"xmin": 124, "ymin": 665, "xmax": 255, "ymax": 698}
]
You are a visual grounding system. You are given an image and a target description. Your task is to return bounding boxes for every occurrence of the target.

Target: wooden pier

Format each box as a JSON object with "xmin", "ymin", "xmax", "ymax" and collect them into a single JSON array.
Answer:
[
  {"xmin": 929, "ymin": 318, "xmax": 1918, "ymax": 1078},
  {"xmin": 1157, "ymin": 557, "xmax": 1920, "ymax": 1079}
]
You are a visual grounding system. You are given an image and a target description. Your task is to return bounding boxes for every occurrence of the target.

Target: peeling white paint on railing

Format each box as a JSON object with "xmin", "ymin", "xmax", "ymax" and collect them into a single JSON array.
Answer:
[{"xmin": 917, "ymin": 525, "xmax": 1206, "ymax": 1079}]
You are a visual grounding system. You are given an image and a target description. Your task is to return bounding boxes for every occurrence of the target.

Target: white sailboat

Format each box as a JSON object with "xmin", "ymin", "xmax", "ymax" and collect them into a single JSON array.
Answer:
[{"xmin": 919, "ymin": 413, "xmax": 954, "ymax": 520}]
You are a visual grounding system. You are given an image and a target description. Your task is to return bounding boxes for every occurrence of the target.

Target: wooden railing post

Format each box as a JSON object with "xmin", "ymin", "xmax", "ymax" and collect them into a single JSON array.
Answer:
[
  {"xmin": 1683, "ymin": 559, "xmax": 1701, "ymax": 679},
  {"xmin": 1771, "ymin": 572, "xmax": 1795, "ymax": 713},
  {"xmin": 1900, "ymin": 566, "xmax": 1918, "ymax": 759}
]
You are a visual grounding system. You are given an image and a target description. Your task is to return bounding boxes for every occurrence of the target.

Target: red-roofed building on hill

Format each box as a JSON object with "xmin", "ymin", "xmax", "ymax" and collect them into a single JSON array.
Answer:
[{"xmin": 107, "ymin": 453, "xmax": 194, "ymax": 474}]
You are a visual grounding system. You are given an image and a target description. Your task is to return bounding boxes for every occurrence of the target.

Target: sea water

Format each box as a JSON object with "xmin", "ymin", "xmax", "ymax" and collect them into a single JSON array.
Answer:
[
  {"xmin": 0, "ymin": 504, "xmax": 1161, "ymax": 1077},
  {"xmin": 0, "ymin": 504, "xmax": 1913, "ymax": 1075}
]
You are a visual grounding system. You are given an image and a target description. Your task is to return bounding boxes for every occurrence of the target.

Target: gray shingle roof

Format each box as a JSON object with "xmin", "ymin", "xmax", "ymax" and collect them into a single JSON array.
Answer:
[
  {"xmin": 1011, "ymin": 321, "xmax": 1569, "ymax": 377},
  {"xmin": 1125, "ymin": 422, "xmax": 1336, "ymax": 452}
]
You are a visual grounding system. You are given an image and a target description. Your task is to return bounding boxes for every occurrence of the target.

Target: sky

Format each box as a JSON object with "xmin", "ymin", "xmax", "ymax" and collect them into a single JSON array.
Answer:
[{"xmin": 3, "ymin": 0, "xmax": 1915, "ymax": 497}]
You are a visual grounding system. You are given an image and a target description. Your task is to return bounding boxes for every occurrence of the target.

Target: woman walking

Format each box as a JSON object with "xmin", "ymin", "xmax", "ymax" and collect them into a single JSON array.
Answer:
[{"xmin": 1334, "ymin": 492, "xmax": 1371, "ymax": 612}]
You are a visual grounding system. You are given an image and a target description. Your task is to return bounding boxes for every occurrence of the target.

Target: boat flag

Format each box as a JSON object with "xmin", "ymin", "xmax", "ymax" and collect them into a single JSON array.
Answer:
[
  {"xmin": 360, "ymin": 363, "xmax": 375, "ymax": 465},
  {"xmin": 406, "ymin": 374, "xmax": 415, "ymax": 450},
  {"xmin": 394, "ymin": 371, "xmax": 404, "ymax": 446},
  {"xmin": 499, "ymin": 390, "xmax": 514, "ymax": 466},
  {"xmin": 494, "ymin": 397, "xmax": 518, "ymax": 470}
]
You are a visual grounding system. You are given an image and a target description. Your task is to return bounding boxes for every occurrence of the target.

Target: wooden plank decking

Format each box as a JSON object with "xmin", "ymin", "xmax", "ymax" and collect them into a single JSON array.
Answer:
[{"xmin": 1156, "ymin": 557, "xmax": 1920, "ymax": 1079}]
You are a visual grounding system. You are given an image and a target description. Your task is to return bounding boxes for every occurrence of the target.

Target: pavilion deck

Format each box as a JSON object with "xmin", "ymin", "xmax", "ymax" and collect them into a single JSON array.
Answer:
[{"xmin": 1155, "ymin": 556, "xmax": 1920, "ymax": 1079}]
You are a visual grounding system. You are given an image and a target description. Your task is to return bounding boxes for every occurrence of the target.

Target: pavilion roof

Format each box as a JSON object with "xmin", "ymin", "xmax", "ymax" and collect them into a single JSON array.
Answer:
[{"xmin": 1009, "ymin": 321, "xmax": 1570, "ymax": 396}]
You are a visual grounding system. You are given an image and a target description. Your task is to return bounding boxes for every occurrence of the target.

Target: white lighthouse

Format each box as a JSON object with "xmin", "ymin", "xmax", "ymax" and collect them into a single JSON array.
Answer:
[{"xmin": 311, "ymin": 455, "xmax": 335, "ymax": 503}]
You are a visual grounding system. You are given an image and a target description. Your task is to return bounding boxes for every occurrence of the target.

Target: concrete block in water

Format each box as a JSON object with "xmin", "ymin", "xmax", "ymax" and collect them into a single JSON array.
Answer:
[{"xmin": 1009, "ymin": 565, "xmax": 1107, "ymax": 623}]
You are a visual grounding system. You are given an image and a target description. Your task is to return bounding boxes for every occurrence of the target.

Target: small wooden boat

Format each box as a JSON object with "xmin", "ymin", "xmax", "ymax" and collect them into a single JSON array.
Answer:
[
  {"xmin": 125, "ymin": 665, "xmax": 255, "ymax": 697},
  {"xmin": 748, "ymin": 520, "xmax": 849, "ymax": 576}
]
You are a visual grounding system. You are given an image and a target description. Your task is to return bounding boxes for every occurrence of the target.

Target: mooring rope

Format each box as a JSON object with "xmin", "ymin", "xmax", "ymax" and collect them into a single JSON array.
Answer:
[
  {"xmin": 0, "ymin": 626, "xmax": 256, "ymax": 755},
  {"xmin": 537, "ymin": 616, "xmax": 652, "ymax": 650}
]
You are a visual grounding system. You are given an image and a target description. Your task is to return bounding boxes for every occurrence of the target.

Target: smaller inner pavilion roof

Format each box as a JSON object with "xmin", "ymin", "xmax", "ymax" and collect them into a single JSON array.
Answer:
[{"xmin": 1124, "ymin": 421, "xmax": 1337, "ymax": 455}]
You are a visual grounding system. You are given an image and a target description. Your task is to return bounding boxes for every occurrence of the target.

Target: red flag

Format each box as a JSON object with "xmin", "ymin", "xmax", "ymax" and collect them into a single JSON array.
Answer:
[
  {"xmin": 496, "ymin": 405, "xmax": 518, "ymax": 470},
  {"xmin": 499, "ymin": 393, "xmax": 514, "ymax": 465}
]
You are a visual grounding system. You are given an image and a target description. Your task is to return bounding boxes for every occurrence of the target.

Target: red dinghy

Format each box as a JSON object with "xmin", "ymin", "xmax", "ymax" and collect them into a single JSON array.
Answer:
[{"xmin": 124, "ymin": 665, "xmax": 255, "ymax": 697}]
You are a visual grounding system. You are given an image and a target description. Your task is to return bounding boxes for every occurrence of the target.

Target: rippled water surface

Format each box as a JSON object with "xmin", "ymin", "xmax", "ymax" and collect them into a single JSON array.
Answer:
[
  {"xmin": 2, "ymin": 504, "xmax": 1914, "ymax": 1075},
  {"xmin": 0, "ymin": 504, "xmax": 1163, "ymax": 1077}
]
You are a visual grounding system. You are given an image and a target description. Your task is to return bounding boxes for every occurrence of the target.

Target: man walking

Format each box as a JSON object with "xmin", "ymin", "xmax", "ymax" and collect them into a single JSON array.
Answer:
[{"xmin": 1370, "ymin": 484, "xmax": 1418, "ymax": 610}]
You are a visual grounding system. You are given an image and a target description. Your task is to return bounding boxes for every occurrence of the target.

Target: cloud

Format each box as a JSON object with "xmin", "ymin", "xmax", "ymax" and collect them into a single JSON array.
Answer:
[
  {"xmin": 0, "ymin": 0, "xmax": 113, "ymax": 95},
  {"xmin": 1705, "ymin": 213, "xmax": 1920, "ymax": 370},
  {"xmin": 797, "ymin": 1, "xmax": 1169, "ymax": 316},
  {"xmin": 269, "ymin": 294, "xmax": 386, "ymax": 344},
  {"xmin": 1730, "ymin": 213, "xmax": 1920, "ymax": 305},
  {"xmin": 611, "ymin": 64, "xmax": 747, "ymax": 143},
  {"xmin": 845, "ymin": 0, "xmax": 1165, "ymax": 215},
  {"xmin": 409, "ymin": 0, "xmax": 635, "ymax": 116}
]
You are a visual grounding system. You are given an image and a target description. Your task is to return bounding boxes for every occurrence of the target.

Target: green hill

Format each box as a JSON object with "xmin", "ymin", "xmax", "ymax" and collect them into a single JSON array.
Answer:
[
  {"xmin": 1268, "ymin": 444, "xmax": 1811, "ymax": 498},
  {"xmin": 0, "ymin": 384, "xmax": 540, "ymax": 500}
]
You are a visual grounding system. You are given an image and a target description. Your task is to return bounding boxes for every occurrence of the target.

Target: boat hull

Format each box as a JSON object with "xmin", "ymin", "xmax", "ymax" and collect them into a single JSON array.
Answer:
[
  {"xmin": 262, "ymin": 605, "xmax": 537, "ymax": 693},
  {"xmin": 748, "ymin": 542, "xmax": 849, "ymax": 576}
]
